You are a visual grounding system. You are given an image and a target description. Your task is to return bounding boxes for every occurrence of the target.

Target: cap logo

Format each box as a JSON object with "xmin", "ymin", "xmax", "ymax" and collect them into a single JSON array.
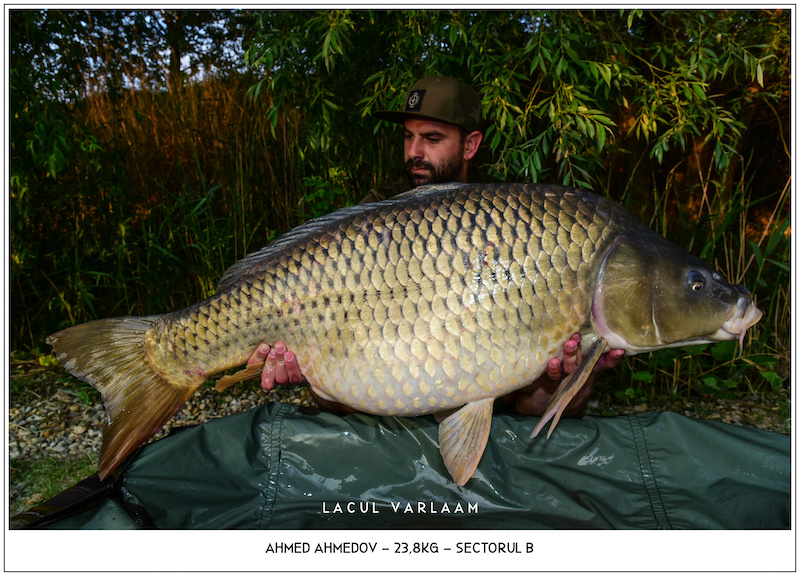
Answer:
[{"xmin": 405, "ymin": 90, "xmax": 425, "ymax": 111}]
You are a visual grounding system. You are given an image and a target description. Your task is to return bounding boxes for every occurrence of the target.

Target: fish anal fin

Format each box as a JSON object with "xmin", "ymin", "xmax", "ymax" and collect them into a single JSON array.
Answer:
[
  {"xmin": 215, "ymin": 362, "xmax": 264, "ymax": 391},
  {"xmin": 530, "ymin": 337, "xmax": 607, "ymax": 439},
  {"xmin": 438, "ymin": 398, "xmax": 494, "ymax": 486}
]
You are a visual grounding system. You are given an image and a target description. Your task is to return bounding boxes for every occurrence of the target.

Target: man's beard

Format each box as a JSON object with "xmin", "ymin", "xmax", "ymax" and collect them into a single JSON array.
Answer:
[{"xmin": 405, "ymin": 152, "xmax": 465, "ymax": 187}]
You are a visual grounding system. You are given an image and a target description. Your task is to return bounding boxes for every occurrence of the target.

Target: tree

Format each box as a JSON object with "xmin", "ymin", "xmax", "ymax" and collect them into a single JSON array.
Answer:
[{"xmin": 244, "ymin": 10, "xmax": 789, "ymax": 202}]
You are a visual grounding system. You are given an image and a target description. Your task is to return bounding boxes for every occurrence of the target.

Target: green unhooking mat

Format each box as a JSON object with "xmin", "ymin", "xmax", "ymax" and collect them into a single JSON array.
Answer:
[{"xmin": 14, "ymin": 402, "xmax": 790, "ymax": 529}]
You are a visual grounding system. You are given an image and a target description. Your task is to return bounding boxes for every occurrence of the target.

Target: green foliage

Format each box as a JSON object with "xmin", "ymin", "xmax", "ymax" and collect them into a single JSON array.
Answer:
[
  {"xmin": 9, "ymin": 9, "xmax": 791, "ymax": 403},
  {"xmin": 243, "ymin": 10, "xmax": 789, "ymax": 194},
  {"xmin": 301, "ymin": 167, "xmax": 353, "ymax": 219}
]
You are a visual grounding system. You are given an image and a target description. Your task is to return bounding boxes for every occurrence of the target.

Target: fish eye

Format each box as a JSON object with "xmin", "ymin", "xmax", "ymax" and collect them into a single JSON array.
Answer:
[{"xmin": 687, "ymin": 270, "xmax": 705, "ymax": 292}]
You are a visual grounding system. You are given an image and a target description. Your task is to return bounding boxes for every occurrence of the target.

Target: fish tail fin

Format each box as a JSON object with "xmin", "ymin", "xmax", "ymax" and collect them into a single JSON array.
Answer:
[{"xmin": 47, "ymin": 316, "xmax": 203, "ymax": 480}]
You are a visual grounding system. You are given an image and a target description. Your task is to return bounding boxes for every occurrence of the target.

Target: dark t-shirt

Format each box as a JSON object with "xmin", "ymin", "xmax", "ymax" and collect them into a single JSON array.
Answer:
[{"xmin": 359, "ymin": 176, "xmax": 413, "ymax": 204}]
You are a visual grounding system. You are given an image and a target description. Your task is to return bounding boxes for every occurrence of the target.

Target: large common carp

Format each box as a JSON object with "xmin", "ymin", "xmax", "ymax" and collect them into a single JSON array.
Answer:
[{"xmin": 47, "ymin": 183, "xmax": 761, "ymax": 485}]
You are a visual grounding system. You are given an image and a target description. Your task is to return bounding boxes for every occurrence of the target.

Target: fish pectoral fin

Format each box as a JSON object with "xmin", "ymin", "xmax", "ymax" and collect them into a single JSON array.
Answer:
[
  {"xmin": 530, "ymin": 337, "xmax": 607, "ymax": 440},
  {"xmin": 438, "ymin": 398, "xmax": 494, "ymax": 486},
  {"xmin": 215, "ymin": 362, "xmax": 265, "ymax": 391}
]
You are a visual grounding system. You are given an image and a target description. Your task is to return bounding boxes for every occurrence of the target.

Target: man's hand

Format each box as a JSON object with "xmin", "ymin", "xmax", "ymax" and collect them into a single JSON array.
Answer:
[
  {"xmin": 547, "ymin": 334, "xmax": 625, "ymax": 380},
  {"xmin": 246, "ymin": 342, "xmax": 305, "ymax": 391}
]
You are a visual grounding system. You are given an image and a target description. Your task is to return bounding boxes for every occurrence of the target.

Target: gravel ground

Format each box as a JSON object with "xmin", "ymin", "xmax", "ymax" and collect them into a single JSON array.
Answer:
[
  {"xmin": 9, "ymin": 379, "xmax": 791, "ymax": 463},
  {"xmin": 8, "ymin": 383, "xmax": 316, "ymax": 463},
  {"xmin": 8, "ymin": 369, "xmax": 791, "ymax": 517}
]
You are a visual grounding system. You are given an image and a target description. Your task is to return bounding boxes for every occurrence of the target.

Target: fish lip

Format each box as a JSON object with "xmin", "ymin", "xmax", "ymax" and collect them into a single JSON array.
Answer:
[{"xmin": 720, "ymin": 299, "xmax": 763, "ymax": 353}]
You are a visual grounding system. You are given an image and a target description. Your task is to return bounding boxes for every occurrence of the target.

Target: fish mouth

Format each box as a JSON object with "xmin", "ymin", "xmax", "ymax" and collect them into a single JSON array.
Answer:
[{"xmin": 718, "ymin": 298, "xmax": 763, "ymax": 354}]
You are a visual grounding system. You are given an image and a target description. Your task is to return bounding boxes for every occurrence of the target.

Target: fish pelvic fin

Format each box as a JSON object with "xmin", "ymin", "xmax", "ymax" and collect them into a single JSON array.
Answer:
[
  {"xmin": 530, "ymin": 337, "xmax": 607, "ymax": 440},
  {"xmin": 438, "ymin": 398, "xmax": 494, "ymax": 486},
  {"xmin": 215, "ymin": 361, "xmax": 264, "ymax": 391},
  {"xmin": 47, "ymin": 317, "xmax": 203, "ymax": 480}
]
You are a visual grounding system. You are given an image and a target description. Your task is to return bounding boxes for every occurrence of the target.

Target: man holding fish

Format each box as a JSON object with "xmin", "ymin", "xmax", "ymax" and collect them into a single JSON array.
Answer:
[
  {"xmin": 38, "ymin": 71, "xmax": 779, "ymax": 524},
  {"xmin": 246, "ymin": 76, "xmax": 625, "ymax": 417}
]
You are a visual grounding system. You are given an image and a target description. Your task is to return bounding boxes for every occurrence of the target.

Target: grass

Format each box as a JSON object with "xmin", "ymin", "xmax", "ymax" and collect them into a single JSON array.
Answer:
[{"xmin": 9, "ymin": 456, "xmax": 98, "ymax": 519}]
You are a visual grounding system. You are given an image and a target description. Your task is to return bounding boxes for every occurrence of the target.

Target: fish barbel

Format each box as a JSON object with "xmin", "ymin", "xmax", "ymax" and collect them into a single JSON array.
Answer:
[{"xmin": 47, "ymin": 183, "xmax": 762, "ymax": 485}]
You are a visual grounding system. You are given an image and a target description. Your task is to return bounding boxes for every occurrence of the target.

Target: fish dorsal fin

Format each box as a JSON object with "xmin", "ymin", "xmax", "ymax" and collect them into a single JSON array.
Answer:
[
  {"xmin": 393, "ymin": 182, "xmax": 468, "ymax": 199},
  {"xmin": 530, "ymin": 336, "xmax": 608, "ymax": 439},
  {"xmin": 216, "ymin": 183, "xmax": 470, "ymax": 292},
  {"xmin": 216, "ymin": 205, "xmax": 372, "ymax": 291},
  {"xmin": 438, "ymin": 398, "xmax": 494, "ymax": 486}
]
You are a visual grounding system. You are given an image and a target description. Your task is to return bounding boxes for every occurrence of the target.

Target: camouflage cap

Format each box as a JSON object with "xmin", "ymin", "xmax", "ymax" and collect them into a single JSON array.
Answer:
[{"xmin": 373, "ymin": 76, "xmax": 483, "ymax": 133}]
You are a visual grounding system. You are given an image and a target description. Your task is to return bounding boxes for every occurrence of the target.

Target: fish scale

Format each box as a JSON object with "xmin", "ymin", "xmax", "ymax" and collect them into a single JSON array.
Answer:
[
  {"xmin": 145, "ymin": 184, "xmax": 604, "ymax": 416},
  {"xmin": 47, "ymin": 182, "xmax": 761, "ymax": 485}
]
